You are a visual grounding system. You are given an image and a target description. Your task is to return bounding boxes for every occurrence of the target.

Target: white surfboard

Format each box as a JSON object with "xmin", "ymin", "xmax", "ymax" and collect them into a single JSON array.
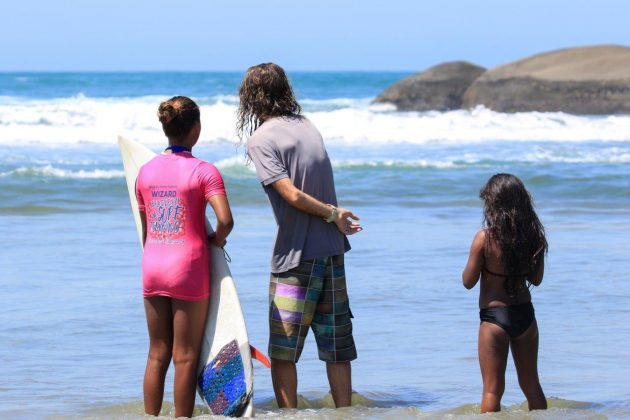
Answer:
[{"xmin": 118, "ymin": 136, "xmax": 254, "ymax": 417}]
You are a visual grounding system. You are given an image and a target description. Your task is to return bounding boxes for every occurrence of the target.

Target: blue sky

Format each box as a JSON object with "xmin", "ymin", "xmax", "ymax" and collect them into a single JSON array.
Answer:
[{"xmin": 2, "ymin": 0, "xmax": 629, "ymax": 71}]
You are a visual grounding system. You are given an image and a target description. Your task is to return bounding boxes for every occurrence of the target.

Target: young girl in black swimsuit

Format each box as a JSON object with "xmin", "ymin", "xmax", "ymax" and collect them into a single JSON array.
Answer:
[{"xmin": 462, "ymin": 173, "xmax": 548, "ymax": 413}]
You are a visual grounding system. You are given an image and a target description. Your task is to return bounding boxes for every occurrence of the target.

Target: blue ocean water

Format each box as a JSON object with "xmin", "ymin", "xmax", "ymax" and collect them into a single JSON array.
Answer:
[{"xmin": 1, "ymin": 72, "xmax": 630, "ymax": 419}]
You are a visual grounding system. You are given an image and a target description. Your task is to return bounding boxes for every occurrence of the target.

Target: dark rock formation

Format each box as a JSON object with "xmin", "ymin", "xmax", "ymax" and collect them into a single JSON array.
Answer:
[
  {"xmin": 374, "ymin": 61, "xmax": 486, "ymax": 111},
  {"xmin": 462, "ymin": 45, "xmax": 630, "ymax": 114}
]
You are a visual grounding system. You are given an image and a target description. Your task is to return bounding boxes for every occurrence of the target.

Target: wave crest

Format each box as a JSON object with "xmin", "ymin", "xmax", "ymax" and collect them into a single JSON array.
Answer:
[
  {"xmin": 1, "ymin": 165, "xmax": 124, "ymax": 179},
  {"xmin": 2, "ymin": 96, "xmax": 630, "ymax": 145}
]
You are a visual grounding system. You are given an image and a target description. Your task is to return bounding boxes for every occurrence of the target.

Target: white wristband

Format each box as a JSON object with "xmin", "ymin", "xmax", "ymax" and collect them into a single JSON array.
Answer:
[{"xmin": 324, "ymin": 205, "xmax": 337, "ymax": 223}]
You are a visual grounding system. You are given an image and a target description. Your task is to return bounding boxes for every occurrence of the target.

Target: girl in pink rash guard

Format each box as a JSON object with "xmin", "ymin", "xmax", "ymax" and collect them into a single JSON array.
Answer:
[
  {"xmin": 136, "ymin": 141, "xmax": 226, "ymax": 300},
  {"xmin": 135, "ymin": 96, "xmax": 234, "ymax": 417}
]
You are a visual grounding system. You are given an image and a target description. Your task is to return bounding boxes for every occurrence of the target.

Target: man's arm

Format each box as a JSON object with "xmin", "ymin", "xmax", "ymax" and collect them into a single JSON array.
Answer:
[{"xmin": 272, "ymin": 178, "xmax": 362, "ymax": 235}]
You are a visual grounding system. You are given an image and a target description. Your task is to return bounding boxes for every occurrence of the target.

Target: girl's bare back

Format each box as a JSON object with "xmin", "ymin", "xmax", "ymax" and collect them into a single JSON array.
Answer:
[{"xmin": 463, "ymin": 229, "xmax": 543, "ymax": 309}]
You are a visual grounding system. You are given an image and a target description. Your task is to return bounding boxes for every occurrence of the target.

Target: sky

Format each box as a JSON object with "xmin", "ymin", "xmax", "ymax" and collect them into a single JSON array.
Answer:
[{"xmin": 1, "ymin": 0, "xmax": 629, "ymax": 72}]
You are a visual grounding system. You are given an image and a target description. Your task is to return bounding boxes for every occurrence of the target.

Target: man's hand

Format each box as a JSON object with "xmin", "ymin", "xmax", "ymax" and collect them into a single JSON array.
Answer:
[
  {"xmin": 272, "ymin": 178, "xmax": 363, "ymax": 235},
  {"xmin": 333, "ymin": 208, "xmax": 362, "ymax": 235}
]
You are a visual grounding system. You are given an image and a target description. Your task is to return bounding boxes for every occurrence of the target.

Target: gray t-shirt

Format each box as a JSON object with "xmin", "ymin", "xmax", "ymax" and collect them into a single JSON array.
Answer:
[{"xmin": 247, "ymin": 116, "xmax": 350, "ymax": 273}]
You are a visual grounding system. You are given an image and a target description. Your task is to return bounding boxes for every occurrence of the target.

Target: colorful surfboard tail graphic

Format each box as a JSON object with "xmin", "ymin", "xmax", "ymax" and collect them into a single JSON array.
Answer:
[{"xmin": 198, "ymin": 340, "xmax": 251, "ymax": 417}]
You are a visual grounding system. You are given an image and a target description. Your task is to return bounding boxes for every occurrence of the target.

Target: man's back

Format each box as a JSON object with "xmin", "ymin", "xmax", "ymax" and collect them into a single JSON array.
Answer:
[{"xmin": 247, "ymin": 116, "xmax": 349, "ymax": 273}]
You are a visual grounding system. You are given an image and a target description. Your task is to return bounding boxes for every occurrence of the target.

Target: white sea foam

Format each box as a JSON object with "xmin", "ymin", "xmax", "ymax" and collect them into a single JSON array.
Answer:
[
  {"xmin": 332, "ymin": 150, "xmax": 630, "ymax": 167},
  {"xmin": 2, "ymin": 96, "xmax": 630, "ymax": 145},
  {"xmin": 0, "ymin": 165, "xmax": 124, "ymax": 179},
  {"xmin": 207, "ymin": 147, "xmax": 630, "ymax": 172},
  {"xmin": 213, "ymin": 155, "xmax": 255, "ymax": 172},
  {"xmin": 519, "ymin": 146, "xmax": 630, "ymax": 164},
  {"xmin": 309, "ymin": 106, "xmax": 630, "ymax": 144}
]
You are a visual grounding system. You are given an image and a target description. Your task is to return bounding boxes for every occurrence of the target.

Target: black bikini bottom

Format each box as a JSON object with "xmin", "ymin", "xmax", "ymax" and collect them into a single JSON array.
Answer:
[{"xmin": 479, "ymin": 302, "xmax": 535, "ymax": 338}]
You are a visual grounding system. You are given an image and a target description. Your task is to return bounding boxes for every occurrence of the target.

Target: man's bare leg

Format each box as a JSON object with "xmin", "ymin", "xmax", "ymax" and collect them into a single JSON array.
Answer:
[
  {"xmin": 271, "ymin": 358, "xmax": 298, "ymax": 408},
  {"xmin": 326, "ymin": 361, "xmax": 352, "ymax": 407}
]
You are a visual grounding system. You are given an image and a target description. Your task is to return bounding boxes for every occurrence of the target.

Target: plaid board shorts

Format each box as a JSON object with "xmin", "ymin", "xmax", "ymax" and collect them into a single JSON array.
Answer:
[{"xmin": 268, "ymin": 254, "xmax": 357, "ymax": 363}]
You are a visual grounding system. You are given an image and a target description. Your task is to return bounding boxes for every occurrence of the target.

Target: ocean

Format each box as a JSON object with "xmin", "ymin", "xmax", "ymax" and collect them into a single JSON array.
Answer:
[{"xmin": 1, "ymin": 72, "xmax": 629, "ymax": 419}]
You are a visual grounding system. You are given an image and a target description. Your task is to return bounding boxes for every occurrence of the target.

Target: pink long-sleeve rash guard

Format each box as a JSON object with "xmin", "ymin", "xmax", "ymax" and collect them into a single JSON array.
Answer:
[{"xmin": 135, "ymin": 152, "xmax": 226, "ymax": 301}]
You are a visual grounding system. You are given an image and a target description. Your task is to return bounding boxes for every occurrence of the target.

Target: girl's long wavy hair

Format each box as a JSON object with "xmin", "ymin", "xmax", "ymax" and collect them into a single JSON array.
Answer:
[
  {"xmin": 236, "ymin": 63, "xmax": 301, "ymax": 140},
  {"xmin": 480, "ymin": 173, "xmax": 548, "ymax": 297}
]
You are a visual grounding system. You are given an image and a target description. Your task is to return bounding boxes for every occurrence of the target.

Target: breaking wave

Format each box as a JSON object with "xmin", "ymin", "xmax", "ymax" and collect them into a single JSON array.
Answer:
[{"xmin": 1, "ymin": 95, "xmax": 630, "ymax": 145}]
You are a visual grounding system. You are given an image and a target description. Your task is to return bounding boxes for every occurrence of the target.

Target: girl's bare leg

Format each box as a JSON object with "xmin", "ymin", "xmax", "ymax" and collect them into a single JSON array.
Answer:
[
  {"xmin": 511, "ymin": 320, "xmax": 547, "ymax": 410},
  {"xmin": 478, "ymin": 322, "xmax": 509, "ymax": 413},
  {"xmin": 143, "ymin": 296, "xmax": 174, "ymax": 416},
  {"xmin": 172, "ymin": 298, "xmax": 209, "ymax": 417}
]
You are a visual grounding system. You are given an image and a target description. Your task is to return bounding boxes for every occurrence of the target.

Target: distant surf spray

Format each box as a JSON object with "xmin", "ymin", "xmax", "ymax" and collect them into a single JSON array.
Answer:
[{"xmin": 2, "ymin": 95, "xmax": 630, "ymax": 145}]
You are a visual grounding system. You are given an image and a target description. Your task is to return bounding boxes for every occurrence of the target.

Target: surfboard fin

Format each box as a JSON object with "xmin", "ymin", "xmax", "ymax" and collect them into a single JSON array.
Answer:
[{"xmin": 250, "ymin": 345, "xmax": 271, "ymax": 368}]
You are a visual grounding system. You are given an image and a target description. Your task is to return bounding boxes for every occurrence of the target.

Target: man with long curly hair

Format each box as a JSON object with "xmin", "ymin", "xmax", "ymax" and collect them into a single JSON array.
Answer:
[{"xmin": 238, "ymin": 63, "xmax": 362, "ymax": 409}]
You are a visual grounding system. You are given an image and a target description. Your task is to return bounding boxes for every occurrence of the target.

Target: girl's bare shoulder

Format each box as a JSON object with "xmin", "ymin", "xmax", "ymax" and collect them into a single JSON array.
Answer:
[{"xmin": 472, "ymin": 229, "xmax": 487, "ymax": 246}]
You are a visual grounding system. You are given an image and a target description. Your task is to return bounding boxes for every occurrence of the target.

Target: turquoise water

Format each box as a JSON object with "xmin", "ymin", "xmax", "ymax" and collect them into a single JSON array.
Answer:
[{"xmin": 1, "ymin": 73, "xmax": 630, "ymax": 419}]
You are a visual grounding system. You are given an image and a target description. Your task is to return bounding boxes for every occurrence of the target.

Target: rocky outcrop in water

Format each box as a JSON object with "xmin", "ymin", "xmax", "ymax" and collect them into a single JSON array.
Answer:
[
  {"xmin": 461, "ymin": 45, "xmax": 630, "ymax": 115},
  {"xmin": 376, "ymin": 45, "xmax": 630, "ymax": 114},
  {"xmin": 374, "ymin": 61, "xmax": 486, "ymax": 111}
]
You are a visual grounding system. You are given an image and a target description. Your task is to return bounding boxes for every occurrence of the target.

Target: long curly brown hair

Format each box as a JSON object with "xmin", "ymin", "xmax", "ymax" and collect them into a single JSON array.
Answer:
[
  {"xmin": 236, "ymin": 63, "xmax": 301, "ymax": 139},
  {"xmin": 480, "ymin": 173, "xmax": 548, "ymax": 296}
]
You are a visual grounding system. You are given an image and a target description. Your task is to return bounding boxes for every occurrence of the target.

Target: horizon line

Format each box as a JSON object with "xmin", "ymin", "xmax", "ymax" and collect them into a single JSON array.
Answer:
[{"xmin": 0, "ymin": 69, "xmax": 417, "ymax": 74}]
